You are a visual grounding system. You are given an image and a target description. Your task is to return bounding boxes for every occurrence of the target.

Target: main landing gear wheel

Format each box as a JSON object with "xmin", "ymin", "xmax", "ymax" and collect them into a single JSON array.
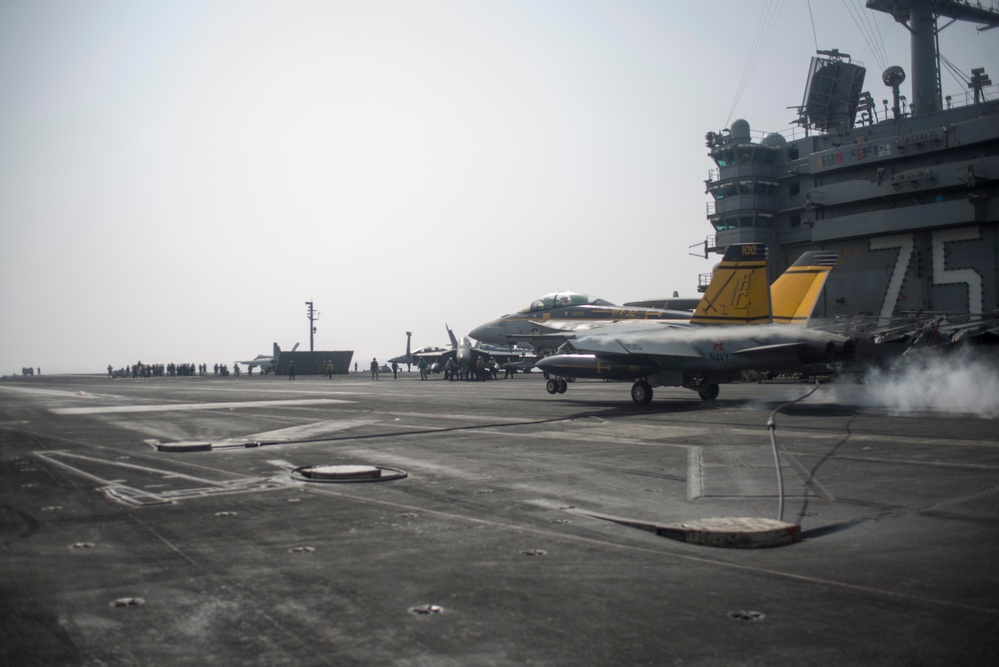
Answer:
[
  {"xmin": 557, "ymin": 379, "xmax": 568, "ymax": 394},
  {"xmin": 546, "ymin": 379, "xmax": 559, "ymax": 394},
  {"xmin": 698, "ymin": 383, "xmax": 720, "ymax": 401},
  {"xmin": 631, "ymin": 380, "xmax": 653, "ymax": 405}
]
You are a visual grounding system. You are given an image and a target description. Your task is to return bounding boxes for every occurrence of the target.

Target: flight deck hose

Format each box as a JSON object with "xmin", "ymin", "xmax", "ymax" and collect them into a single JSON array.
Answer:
[{"xmin": 767, "ymin": 381, "xmax": 821, "ymax": 522}]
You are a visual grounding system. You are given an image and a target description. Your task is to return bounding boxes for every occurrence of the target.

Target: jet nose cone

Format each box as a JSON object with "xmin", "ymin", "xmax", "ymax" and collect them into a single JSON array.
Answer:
[
  {"xmin": 468, "ymin": 322, "xmax": 494, "ymax": 343},
  {"xmin": 534, "ymin": 356, "xmax": 556, "ymax": 372}
]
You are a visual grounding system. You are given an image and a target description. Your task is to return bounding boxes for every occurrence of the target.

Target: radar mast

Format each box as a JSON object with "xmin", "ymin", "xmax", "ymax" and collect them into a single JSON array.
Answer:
[{"xmin": 866, "ymin": 0, "xmax": 999, "ymax": 115}]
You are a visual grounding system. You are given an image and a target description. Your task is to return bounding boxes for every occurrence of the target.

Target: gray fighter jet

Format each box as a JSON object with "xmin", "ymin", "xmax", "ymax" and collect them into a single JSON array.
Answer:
[
  {"xmin": 468, "ymin": 292, "xmax": 693, "ymax": 354},
  {"xmin": 239, "ymin": 342, "xmax": 298, "ymax": 375},
  {"xmin": 535, "ymin": 245, "xmax": 850, "ymax": 404},
  {"xmin": 388, "ymin": 331, "xmax": 450, "ymax": 370},
  {"xmin": 390, "ymin": 326, "xmax": 532, "ymax": 375}
]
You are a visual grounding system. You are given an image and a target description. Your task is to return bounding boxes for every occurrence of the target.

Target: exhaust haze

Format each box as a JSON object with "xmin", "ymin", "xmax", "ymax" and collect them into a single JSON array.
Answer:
[{"xmin": 829, "ymin": 347, "xmax": 999, "ymax": 419}]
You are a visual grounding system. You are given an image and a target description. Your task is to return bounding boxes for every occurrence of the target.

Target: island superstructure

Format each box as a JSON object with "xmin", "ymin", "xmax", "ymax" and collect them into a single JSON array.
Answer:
[{"xmin": 702, "ymin": 0, "xmax": 998, "ymax": 328}]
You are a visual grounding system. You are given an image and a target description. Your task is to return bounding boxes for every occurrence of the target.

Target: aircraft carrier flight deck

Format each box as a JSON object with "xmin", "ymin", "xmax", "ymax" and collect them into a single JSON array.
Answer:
[{"xmin": 1, "ymin": 371, "xmax": 997, "ymax": 666}]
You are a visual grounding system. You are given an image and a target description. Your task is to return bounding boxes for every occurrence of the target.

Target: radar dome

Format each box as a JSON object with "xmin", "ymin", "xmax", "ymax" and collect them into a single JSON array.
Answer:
[
  {"xmin": 882, "ymin": 65, "xmax": 906, "ymax": 87},
  {"xmin": 761, "ymin": 133, "xmax": 787, "ymax": 148},
  {"xmin": 730, "ymin": 119, "xmax": 751, "ymax": 140}
]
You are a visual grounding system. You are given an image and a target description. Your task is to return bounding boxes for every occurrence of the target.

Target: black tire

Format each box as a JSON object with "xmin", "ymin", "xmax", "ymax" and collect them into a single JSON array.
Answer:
[
  {"xmin": 546, "ymin": 379, "xmax": 559, "ymax": 395},
  {"xmin": 631, "ymin": 380, "xmax": 653, "ymax": 405},
  {"xmin": 698, "ymin": 383, "xmax": 720, "ymax": 400},
  {"xmin": 557, "ymin": 379, "xmax": 568, "ymax": 394}
]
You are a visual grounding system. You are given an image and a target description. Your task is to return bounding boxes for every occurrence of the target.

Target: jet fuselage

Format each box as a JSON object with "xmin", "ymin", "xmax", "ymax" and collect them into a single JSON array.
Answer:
[{"xmin": 469, "ymin": 291, "xmax": 691, "ymax": 348}]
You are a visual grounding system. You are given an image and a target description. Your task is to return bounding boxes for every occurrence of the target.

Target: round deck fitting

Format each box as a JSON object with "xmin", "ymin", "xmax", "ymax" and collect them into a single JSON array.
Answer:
[
  {"xmin": 409, "ymin": 604, "xmax": 444, "ymax": 616},
  {"xmin": 310, "ymin": 464, "xmax": 382, "ymax": 480},
  {"xmin": 110, "ymin": 597, "xmax": 145, "ymax": 608},
  {"xmin": 677, "ymin": 517, "xmax": 800, "ymax": 548},
  {"xmin": 291, "ymin": 464, "xmax": 407, "ymax": 483},
  {"xmin": 573, "ymin": 510, "xmax": 801, "ymax": 548}
]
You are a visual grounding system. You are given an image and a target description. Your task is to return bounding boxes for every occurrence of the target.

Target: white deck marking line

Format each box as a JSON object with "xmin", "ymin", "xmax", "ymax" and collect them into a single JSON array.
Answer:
[
  {"xmin": 222, "ymin": 419, "xmax": 378, "ymax": 443},
  {"xmin": 50, "ymin": 398, "xmax": 353, "ymax": 415},
  {"xmin": 35, "ymin": 451, "xmax": 245, "ymax": 485},
  {"xmin": 34, "ymin": 450, "xmax": 286, "ymax": 507},
  {"xmin": 0, "ymin": 386, "xmax": 126, "ymax": 399},
  {"xmin": 688, "ymin": 445, "xmax": 831, "ymax": 500},
  {"xmin": 381, "ymin": 411, "xmax": 527, "ymax": 422}
]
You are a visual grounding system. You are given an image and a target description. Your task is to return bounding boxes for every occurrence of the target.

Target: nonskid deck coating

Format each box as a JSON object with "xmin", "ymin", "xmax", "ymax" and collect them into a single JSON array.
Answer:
[{"xmin": 2, "ymin": 372, "xmax": 997, "ymax": 666}]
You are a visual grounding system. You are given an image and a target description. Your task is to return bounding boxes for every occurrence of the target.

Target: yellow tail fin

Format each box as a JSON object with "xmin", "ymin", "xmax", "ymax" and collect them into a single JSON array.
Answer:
[
  {"xmin": 690, "ymin": 244, "xmax": 771, "ymax": 325},
  {"xmin": 770, "ymin": 251, "xmax": 839, "ymax": 325}
]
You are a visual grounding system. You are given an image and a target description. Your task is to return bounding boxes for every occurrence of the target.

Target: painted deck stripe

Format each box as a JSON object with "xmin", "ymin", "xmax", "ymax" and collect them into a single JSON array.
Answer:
[{"xmin": 51, "ymin": 398, "xmax": 353, "ymax": 415}]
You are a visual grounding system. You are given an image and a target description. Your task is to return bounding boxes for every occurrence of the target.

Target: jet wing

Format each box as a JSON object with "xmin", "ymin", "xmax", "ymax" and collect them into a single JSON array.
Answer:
[
  {"xmin": 504, "ymin": 332, "xmax": 575, "ymax": 351},
  {"xmin": 515, "ymin": 319, "xmax": 683, "ymax": 344},
  {"xmin": 531, "ymin": 319, "xmax": 682, "ymax": 334},
  {"xmin": 412, "ymin": 349, "xmax": 455, "ymax": 363},
  {"xmin": 570, "ymin": 331, "xmax": 702, "ymax": 359},
  {"xmin": 731, "ymin": 342, "xmax": 812, "ymax": 359},
  {"xmin": 238, "ymin": 356, "xmax": 274, "ymax": 366},
  {"xmin": 507, "ymin": 319, "xmax": 692, "ymax": 354}
]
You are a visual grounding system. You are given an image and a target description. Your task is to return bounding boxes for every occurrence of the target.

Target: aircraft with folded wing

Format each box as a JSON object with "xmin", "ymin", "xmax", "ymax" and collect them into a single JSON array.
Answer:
[
  {"xmin": 239, "ymin": 342, "xmax": 298, "ymax": 375},
  {"xmin": 468, "ymin": 291, "xmax": 694, "ymax": 354},
  {"xmin": 390, "ymin": 326, "xmax": 533, "ymax": 375},
  {"xmin": 534, "ymin": 244, "xmax": 852, "ymax": 403},
  {"xmin": 388, "ymin": 331, "xmax": 450, "ymax": 370}
]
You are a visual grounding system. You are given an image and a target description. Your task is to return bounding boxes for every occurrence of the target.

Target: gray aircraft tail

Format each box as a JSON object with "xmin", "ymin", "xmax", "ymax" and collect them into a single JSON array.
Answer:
[
  {"xmin": 446, "ymin": 324, "xmax": 459, "ymax": 349},
  {"xmin": 770, "ymin": 251, "xmax": 839, "ymax": 325},
  {"xmin": 690, "ymin": 244, "xmax": 771, "ymax": 325}
]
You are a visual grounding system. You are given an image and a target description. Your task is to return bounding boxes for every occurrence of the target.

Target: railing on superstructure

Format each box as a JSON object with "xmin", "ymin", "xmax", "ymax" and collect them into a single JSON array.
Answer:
[
  {"xmin": 688, "ymin": 235, "xmax": 716, "ymax": 260},
  {"xmin": 704, "ymin": 81, "xmax": 998, "ymax": 192}
]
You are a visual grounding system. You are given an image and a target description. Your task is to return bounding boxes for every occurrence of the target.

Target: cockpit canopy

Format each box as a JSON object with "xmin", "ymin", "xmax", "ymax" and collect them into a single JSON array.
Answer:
[{"xmin": 518, "ymin": 291, "xmax": 613, "ymax": 314}]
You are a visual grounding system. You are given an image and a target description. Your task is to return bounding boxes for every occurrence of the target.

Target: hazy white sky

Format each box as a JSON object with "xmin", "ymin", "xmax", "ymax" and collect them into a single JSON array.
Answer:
[{"xmin": 2, "ymin": 0, "xmax": 996, "ymax": 374}]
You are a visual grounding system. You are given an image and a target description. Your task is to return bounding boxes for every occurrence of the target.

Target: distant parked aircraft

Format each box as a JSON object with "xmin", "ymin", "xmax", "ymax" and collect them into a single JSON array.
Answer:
[
  {"xmin": 390, "ymin": 326, "xmax": 532, "ymax": 375},
  {"xmin": 388, "ymin": 331, "xmax": 450, "ymax": 371},
  {"xmin": 239, "ymin": 342, "xmax": 299, "ymax": 374}
]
